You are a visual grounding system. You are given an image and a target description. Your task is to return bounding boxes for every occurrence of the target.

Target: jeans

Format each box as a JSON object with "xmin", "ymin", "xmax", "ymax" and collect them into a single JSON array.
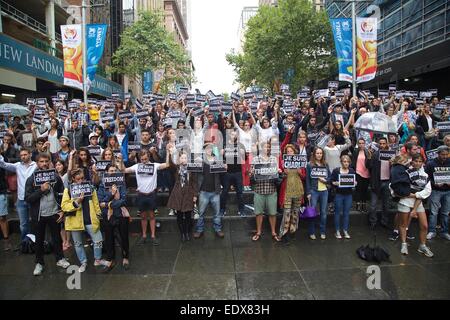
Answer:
[
  {"xmin": 34, "ymin": 215, "xmax": 64, "ymax": 265},
  {"xmin": 220, "ymin": 172, "xmax": 244, "ymax": 212},
  {"xmin": 369, "ymin": 181, "xmax": 390, "ymax": 226},
  {"xmin": 308, "ymin": 190, "xmax": 329, "ymax": 235},
  {"xmin": 16, "ymin": 200, "xmax": 30, "ymax": 241},
  {"xmin": 71, "ymin": 224, "xmax": 103, "ymax": 264},
  {"xmin": 428, "ymin": 190, "xmax": 450, "ymax": 234},
  {"xmin": 103, "ymin": 217, "xmax": 129, "ymax": 261},
  {"xmin": 196, "ymin": 191, "xmax": 222, "ymax": 233},
  {"xmin": 334, "ymin": 193, "xmax": 352, "ymax": 232}
]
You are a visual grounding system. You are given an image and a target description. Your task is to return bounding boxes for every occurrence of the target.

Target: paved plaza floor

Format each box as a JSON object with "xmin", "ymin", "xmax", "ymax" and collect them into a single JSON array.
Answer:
[{"xmin": 1, "ymin": 215, "xmax": 449, "ymax": 300}]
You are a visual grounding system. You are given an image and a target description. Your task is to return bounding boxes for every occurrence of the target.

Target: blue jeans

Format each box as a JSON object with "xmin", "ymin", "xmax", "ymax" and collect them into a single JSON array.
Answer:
[
  {"xmin": 71, "ymin": 224, "xmax": 103, "ymax": 264},
  {"xmin": 308, "ymin": 190, "xmax": 329, "ymax": 235},
  {"xmin": 334, "ymin": 193, "xmax": 352, "ymax": 232},
  {"xmin": 16, "ymin": 200, "xmax": 30, "ymax": 241},
  {"xmin": 428, "ymin": 190, "xmax": 450, "ymax": 234},
  {"xmin": 196, "ymin": 191, "xmax": 222, "ymax": 233}
]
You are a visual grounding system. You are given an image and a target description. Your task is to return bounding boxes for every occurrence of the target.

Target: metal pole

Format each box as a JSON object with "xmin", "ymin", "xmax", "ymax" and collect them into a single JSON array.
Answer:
[
  {"xmin": 81, "ymin": 0, "xmax": 88, "ymax": 106},
  {"xmin": 352, "ymin": 0, "xmax": 357, "ymax": 97}
]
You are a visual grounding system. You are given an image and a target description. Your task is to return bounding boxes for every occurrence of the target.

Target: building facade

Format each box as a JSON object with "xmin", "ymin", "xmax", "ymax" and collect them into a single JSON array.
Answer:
[
  {"xmin": 326, "ymin": 0, "xmax": 450, "ymax": 95},
  {"xmin": 0, "ymin": 0, "xmax": 122, "ymax": 104}
]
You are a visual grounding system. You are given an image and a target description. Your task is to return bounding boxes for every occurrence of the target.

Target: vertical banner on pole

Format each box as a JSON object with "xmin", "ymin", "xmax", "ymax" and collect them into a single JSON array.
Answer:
[
  {"xmin": 61, "ymin": 25, "xmax": 83, "ymax": 90},
  {"xmin": 86, "ymin": 24, "xmax": 108, "ymax": 83},
  {"xmin": 331, "ymin": 18, "xmax": 353, "ymax": 83},
  {"xmin": 356, "ymin": 17, "xmax": 378, "ymax": 83}
]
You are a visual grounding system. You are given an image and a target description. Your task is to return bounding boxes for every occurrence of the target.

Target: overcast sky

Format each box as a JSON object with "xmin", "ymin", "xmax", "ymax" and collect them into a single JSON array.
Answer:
[{"xmin": 190, "ymin": 0, "xmax": 258, "ymax": 95}]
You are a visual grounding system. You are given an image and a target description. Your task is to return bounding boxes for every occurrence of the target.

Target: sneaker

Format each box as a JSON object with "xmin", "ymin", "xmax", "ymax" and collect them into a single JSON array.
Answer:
[
  {"xmin": 156, "ymin": 222, "xmax": 161, "ymax": 228},
  {"xmin": 389, "ymin": 231, "xmax": 399, "ymax": 241},
  {"xmin": 440, "ymin": 233, "xmax": 450, "ymax": 241},
  {"xmin": 94, "ymin": 259, "xmax": 108, "ymax": 267},
  {"xmin": 426, "ymin": 232, "xmax": 436, "ymax": 240},
  {"xmin": 168, "ymin": 209, "xmax": 175, "ymax": 216},
  {"xmin": 343, "ymin": 231, "xmax": 351, "ymax": 239},
  {"xmin": 79, "ymin": 263, "xmax": 87, "ymax": 273},
  {"xmin": 335, "ymin": 231, "xmax": 342, "ymax": 239},
  {"xmin": 309, "ymin": 234, "xmax": 316, "ymax": 240},
  {"xmin": 418, "ymin": 245, "xmax": 434, "ymax": 258},
  {"xmin": 137, "ymin": 237, "xmax": 147, "ymax": 245},
  {"xmin": 56, "ymin": 258, "xmax": 70, "ymax": 269},
  {"xmin": 151, "ymin": 237, "xmax": 160, "ymax": 246},
  {"xmin": 406, "ymin": 230, "xmax": 415, "ymax": 240},
  {"xmin": 401, "ymin": 242, "xmax": 408, "ymax": 255},
  {"xmin": 33, "ymin": 263, "xmax": 44, "ymax": 276},
  {"xmin": 320, "ymin": 234, "xmax": 326, "ymax": 240}
]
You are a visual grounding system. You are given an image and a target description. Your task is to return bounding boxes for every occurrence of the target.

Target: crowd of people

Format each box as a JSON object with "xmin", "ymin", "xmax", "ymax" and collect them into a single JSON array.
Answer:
[{"xmin": 0, "ymin": 88, "xmax": 449, "ymax": 276}]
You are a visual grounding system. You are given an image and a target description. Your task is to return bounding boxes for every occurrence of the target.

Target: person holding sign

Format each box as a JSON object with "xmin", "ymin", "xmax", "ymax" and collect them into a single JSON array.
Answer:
[
  {"xmin": 68, "ymin": 148, "xmax": 99, "ymax": 185},
  {"xmin": 425, "ymin": 145, "xmax": 450, "ymax": 241},
  {"xmin": 193, "ymin": 142, "xmax": 226, "ymax": 239},
  {"xmin": 97, "ymin": 164, "xmax": 129, "ymax": 271},
  {"xmin": 61, "ymin": 169, "xmax": 105, "ymax": 273},
  {"xmin": 124, "ymin": 148, "xmax": 171, "ymax": 245},
  {"xmin": 250, "ymin": 142, "xmax": 280, "ymax": 242},
  {"xmin": 306, "ymin": 147, "xmax": 331, "ymax": 240},
  {"xmin": 278, "ymin": 144, "xmax": 305, "ymax": 244},
  {"xmin": 167, "ymin": 152, "xmax": 198, "ymax": 242},
  {"xmin": 330, "ymin": 155, "xmax": 356, "ymax": 239},
  {"xmin": 25, "ymin": 153, "xmax": 69, "ymax": 276}
]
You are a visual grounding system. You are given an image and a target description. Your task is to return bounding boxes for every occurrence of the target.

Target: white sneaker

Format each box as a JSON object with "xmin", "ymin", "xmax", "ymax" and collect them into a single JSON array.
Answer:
[
  {"xmin": 168, "ymin": 209, "xmax": 175, "ymax": 216},
  {"xmin": 79, "ymin": 263, "xmax": 87, "ymax": 273},
  {"xmin": 33, "ymin": 263, "xmax": 44, "ymax": 276},
  {"xmin": 401, "ymin": 243, "xmax": 408, "ymax": 255},
  {"xmin": 94, "ymin": 259, "xmax": 108, "ymax": 267},
  {"xmin": 56, "ymin": 258, "xmax": 70, "ymax": 269},
  {"xmin": 440, "ymin": 233, "xmax": 450, "ymax": 241},
  {"xmin": 335, "ymin": 231, "xmax": 342, "ymax": 239},
  {"xmin": 426, "ymin": 232, "xmax": 436, "ymax": 240},
  {"xmin": 309, "ymin": 234, "xmax": 316, "ymax": 240},
  {"xmin": 343, "ymin": 231, "xmax": 351, "ymax": 239},
  {"xmin": 320, "ymin": 234, "xmax": 326, "ymax": 240},
  {"xmin": 418, "ymin": 245, "xmax": 434, "ymax": 258}
]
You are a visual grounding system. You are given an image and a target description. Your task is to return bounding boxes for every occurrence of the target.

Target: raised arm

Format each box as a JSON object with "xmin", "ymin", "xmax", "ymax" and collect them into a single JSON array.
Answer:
[{"xmin": 0, "ymin": 154, "xmax": 17, "ymax": 172}]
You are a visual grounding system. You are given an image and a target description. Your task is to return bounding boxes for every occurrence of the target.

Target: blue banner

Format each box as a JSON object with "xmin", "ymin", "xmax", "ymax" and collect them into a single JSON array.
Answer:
[
  {"xmin": 0, "ymin": 33, "xmax": 122, "ymax": 97},
  {"xmin": 143, "ymin": 71, "xmax": 153, "ymax": 94},
  {"xmin": 86, "ymin": 24, "xmax": 108, "ymax": 82},
  {"xmin": 331, "ymin": 18, "xmax": 353, "ymax": 83}
]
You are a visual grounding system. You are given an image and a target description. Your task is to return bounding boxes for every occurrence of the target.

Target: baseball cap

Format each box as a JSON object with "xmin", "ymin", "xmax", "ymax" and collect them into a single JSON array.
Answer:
[
  {"xmin": 59, "ymin": 135, "xmax": 69, "ymax": 142},
  {"xmin": 89, "ymin": 132, "xmax": 99, "ymax": 140},
  {"xmin": 437, "ymin": 145, "xmax": 449, "ymax": 154}
]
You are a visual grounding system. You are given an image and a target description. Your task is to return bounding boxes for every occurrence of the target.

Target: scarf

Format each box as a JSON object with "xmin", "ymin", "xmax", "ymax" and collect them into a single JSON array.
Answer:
[{"xmin": 179, "ymin": 164, "xmax": 188, "ymax": 188}]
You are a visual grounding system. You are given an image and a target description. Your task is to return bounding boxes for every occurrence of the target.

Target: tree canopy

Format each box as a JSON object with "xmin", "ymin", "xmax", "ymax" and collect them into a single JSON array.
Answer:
[
  {"xmin": 226, "ymin": 0, "xmax": 336, "ymax": 93},
  {"xmin": 111, "ymin": 10, "xmax": 192, "ymax": 93}
]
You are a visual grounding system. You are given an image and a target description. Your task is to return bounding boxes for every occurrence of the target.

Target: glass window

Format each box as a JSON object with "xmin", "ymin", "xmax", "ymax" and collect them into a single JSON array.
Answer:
[
  {"xmin": 423, "ymin": 29, "xmax": 445, "ymax": 47},
  {"xmin": 384, "ymin": 10, "xmax": 401, "ymax": 30},
  {"xmin": 402, "ymin": 0, "xmax": 423, "ymax": 28},
  {"xmin": 403, "ymin": 25, "xmax": 422, "ymax": 45},
  {"xmin": 383, "ymin": 0, "xmax": 401, "ymax": 16},
  {"xmin": 424, "ymin": 12, "xmax": 445, "ymax": 34},
  {"xmin": 424, "ymin": 0, "xmax": 445, "ymax": 16}
]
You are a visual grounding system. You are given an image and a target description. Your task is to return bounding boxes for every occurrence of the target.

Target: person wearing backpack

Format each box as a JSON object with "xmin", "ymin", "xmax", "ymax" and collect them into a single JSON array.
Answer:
[{"xmin": 24, "ymin": 153, "xmax": 70, "ymax": 276}]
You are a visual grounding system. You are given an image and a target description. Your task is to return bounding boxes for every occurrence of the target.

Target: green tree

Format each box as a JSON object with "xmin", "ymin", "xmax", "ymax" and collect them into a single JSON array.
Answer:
[
  {"xmin": 226, "ymin": 0, "xmax": 336, "ymax": 93},
  {"xmin": 111, "ymin": 10, "xmax": 193, "ymax": 93}
]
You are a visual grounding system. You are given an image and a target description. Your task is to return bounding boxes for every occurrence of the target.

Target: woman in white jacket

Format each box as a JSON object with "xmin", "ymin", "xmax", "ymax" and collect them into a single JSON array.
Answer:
[{"xmin": 398, "ymin": 153, "xmax": 433, "ymax": 257}]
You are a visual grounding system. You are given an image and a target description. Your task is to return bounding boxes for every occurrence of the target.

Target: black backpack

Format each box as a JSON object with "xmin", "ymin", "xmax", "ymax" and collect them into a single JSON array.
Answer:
[{"xmin": 21, "ymin": 237, "xmax": 35, "ymax": 254}]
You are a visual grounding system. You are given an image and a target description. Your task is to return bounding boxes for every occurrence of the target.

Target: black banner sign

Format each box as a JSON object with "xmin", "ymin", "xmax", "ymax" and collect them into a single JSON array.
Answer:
[
  {"xmin": 33, "ymin": 169, "xmax": 56, "ymax": 186},
  {"xmin": 137, "ymin": 163, "xmax": 154, "ymax": 176},
  {"xmin": 283, "ymin": 155, "xmax": 307, "ymax": 169},
  {"xmin": 338, "ymin": 174, "xmax": 356, "ymax": 188},
  {"xmin": 310, "ymin": 166, "xmax": 328, "ymax": 178},
  {"xmin": 210, "ymin": 163, "xmax": 227, "ymax": 173},
  {"xmin": 253, "ymin": 163, "xmax": 278, "ymax": 180},
  {"xmin": 70, "ymin": 183, "xmax": 92, "ymax": 198},
  {"xmin": 128, "ymin": 141, "xmax": 142, "ymax": 152},
  {"xmin": 379, "ymin": 150, "xmax": 396, "ymax": 161},
  {"xmin": 95, "ymin": 161, "xmax": 111, "ymax": 171},
  {"xmin": 102, "ymin": 173, "xmax": 125, "ymax": 188}
]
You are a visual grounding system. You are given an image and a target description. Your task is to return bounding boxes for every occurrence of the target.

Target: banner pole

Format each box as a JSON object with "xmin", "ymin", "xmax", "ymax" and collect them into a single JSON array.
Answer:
[
  {"xmin": 82, "ymin": 0, "xmax": 88, "ymax": 106},
  {"xmin": 352, "ymin": 0, "xmax": 357, "ymax": 97}
]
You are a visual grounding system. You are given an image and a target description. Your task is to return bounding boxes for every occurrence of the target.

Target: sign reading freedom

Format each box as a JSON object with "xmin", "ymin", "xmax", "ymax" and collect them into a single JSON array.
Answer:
[
  {"xmin": 253, "ymin": 163, "xmax": 278, "ymax": 180},
  {"xmin": 102, "ymin": 173, "xmax": 125, "ymax": 188}
]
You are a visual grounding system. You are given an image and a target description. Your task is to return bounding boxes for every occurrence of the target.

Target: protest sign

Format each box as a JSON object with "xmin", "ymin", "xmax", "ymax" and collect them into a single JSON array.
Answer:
[
  {"xmin": 328, "ymin": 81, "xmax": 339, "ymax": 89},
  {"xmin": 33, "ymin": 169, "xmax": 56, "ymax": 186},
  {"xmin": 102, "ymin": 173, "xmax": 125, "ymax": 188},
  {"xmin": 70, "ymin": 183, "xmax": 92, "ymax": 198},
  {"xmin": 118, "ymin": 110, "xmax": 133, "ymax": 120},
  {"xmin": 253, "ymin": 163, "xmax": 278, "ymax": 180},
  {"xmin": 426, "ymin": 149, "xmax": 438, "ymax": 161},
  {"xmin": 433, "ymin": 171, "xmax": 450, "ymax": 184},
  {"xmin": 36, "ymin": 98, "xmax": 47, "ymax": 105},
  {"xmin": 210, "ymin": 163, "xmax": 227, "ymax": 173},
  {"xmin": 137, "ymin": 163, "xmax": 155, "ymax": 176},
  {"xmin": 128, "ymin": 141, "xmax": 142, "ymax": 153},
  {"xmin": 283, "ymin": 155, "xmax": 307, "ymax": 169},
  {"xmin": 379, "ymin": 150, "xmax": 396, "ymax": 161},
  {"xmin": 310, "ymin": 166, "xmax": 328, "ymax": 178},
  {"xmin": 436, "ymin": 122, "xmax": 450, "ymax": 132},
  {"xmin": 95, "ymin": 161, "xmax": 111, "ymax": 171},
  {"xmin": 136, "ymin": 110, "xmax": 149, "ymax": 119},
  {"xmin": 187, "ymin": 162, "xmax": 203, "ymax": 173},
  {"xmin": 26, "ymin": 98, "xmax": 35, "ymax": 105},
  {"xmin": 338, "ymin": 174, "xmax": 356, "ymax": 187},
  {"xmin": 87, "ymin": 146, "xmax": 101, "ymax": 157}
]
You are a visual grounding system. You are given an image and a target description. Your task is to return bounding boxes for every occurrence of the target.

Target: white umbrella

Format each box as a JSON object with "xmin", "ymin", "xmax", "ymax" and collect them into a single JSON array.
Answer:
[
  {"xmin": 354, "ymin": 112, "xmax": 397, "ymax": 134},
  {"xmin": 0, "ymin": 103, "xmax": 31, "ymax": 117}
]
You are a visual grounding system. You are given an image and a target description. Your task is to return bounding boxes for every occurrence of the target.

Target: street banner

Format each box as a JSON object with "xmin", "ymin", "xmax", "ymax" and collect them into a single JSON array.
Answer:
[
  {"xmin": 356, "ymin": 17, "xmax": 378, "ymax": 83},
  {"xmin": 86, "ymin": 24, "xmax": 108, "ymax": 83},
  {"xmin": 331, "ymin": 18, "xmax": 353, "ymax": 82},
  {"xmin": 61, "ymin": 24, "xmax": 83, "ymax": 90}
]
